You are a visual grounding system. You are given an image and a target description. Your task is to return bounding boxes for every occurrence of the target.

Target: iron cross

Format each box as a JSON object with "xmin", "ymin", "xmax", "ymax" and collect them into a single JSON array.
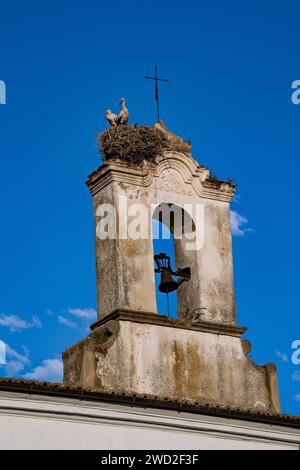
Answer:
[{"xmin": 145, "ymin": 66, "xmax": 169, "ymax": 122}]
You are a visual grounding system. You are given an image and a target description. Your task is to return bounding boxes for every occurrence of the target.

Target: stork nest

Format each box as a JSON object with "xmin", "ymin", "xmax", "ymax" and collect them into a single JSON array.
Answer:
[{"xmin": 98, "ymin": 125, "xmax": 173, "ymax": 165}]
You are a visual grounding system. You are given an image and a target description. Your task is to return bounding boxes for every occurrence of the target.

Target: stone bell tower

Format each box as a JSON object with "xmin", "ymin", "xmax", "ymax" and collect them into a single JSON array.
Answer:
[{"xmin": 63, "ymin": 123, "xmax": 280, "ymax": 413}]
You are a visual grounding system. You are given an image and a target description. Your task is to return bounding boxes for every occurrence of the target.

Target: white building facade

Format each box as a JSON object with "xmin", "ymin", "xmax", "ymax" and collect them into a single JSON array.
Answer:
[{"xmin": 0, "ymin": 380, "xmax": 299, "ymax": 450}]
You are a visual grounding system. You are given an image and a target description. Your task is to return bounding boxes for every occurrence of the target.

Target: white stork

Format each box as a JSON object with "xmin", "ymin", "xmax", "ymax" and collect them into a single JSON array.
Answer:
[
  {"xmin": 116, "ymin": 98, "xmax": 129, "ymax": 125},
  {"xmin": 105, "ymin": 109, "xmax": 118, "ymax": 127}
]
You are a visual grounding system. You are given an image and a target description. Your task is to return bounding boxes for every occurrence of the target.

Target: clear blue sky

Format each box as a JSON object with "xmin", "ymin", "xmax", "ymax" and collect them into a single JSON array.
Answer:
[{"xmin": 0, "ymin": 0, "xmax": 300, "ymax": 415}]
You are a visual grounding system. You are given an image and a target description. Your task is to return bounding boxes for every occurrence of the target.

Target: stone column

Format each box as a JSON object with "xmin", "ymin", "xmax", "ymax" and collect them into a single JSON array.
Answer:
[{"xmin": 87, "ymin": 164, "xmax": 157, "ymax": 320}]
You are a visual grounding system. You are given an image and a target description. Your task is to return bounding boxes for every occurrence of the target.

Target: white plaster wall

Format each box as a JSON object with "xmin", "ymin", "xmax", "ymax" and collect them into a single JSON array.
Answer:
[{"xmin": 0, "ymin": 391, "xmax": 299, "ymax": 450}]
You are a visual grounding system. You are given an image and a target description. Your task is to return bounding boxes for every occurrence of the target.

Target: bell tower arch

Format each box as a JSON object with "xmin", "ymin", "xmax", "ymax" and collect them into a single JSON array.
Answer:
[{"xmin": 87, "ymin": 151, "xmax": 236, "ymax": 324}]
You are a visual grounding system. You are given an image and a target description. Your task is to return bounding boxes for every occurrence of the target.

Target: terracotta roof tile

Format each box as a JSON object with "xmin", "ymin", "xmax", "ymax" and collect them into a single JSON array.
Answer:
[{"xmin": 0, "ymin": 377, "xmax": 299, "ymax": 428}]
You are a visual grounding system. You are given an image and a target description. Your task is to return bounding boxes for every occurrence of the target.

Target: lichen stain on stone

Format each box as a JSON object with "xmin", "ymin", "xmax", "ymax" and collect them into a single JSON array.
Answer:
[
  {"xmin": 172, "ymin": 340, "xmax": 189, "ymax": 397},
  {"xmin": 129, "ymin": 346, "xmax": 137, "ymax": 390},
  {"xmin": 119, "ymin": 182, "xmax": 129, "ymax": 192},
  {"xmin": 172, "ymin": 339, "xmax": 214, "ymax": 402},
  {"xmin": 185, "ymin": 342, "xmax": 203, "ymax": 399},
  {"xmin": 172, "ymin": 340, "xmax": 185, "ymax": 397},
  {"xmin": 119, "ymin": 239, "xmax": 149, "ymax": 258}
]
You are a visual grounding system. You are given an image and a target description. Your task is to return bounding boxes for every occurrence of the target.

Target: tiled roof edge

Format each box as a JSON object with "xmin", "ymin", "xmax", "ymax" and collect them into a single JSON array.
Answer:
[{"xmin": 0, "ymin": 378, "xmax": 299, "ymax": 428}]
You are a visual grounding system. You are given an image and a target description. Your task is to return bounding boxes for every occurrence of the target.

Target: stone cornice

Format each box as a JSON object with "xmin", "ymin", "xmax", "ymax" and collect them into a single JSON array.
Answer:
[
  {"xmin": 86, "ymin": 161, "xmax": 153, "ymax": 196},
  {"xmin": 90, "ymin": 309, "xmax": 247, "ymax": 338},
  {"xmin": 86, "ymin": 152, "xmax": 236, "ymax": 202}
]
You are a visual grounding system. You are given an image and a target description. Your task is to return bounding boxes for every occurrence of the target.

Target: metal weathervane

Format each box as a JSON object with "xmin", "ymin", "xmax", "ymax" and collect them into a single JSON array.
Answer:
[{"xmin": 145, "ymin": 66, "xmax": 169, "ymax": 122}]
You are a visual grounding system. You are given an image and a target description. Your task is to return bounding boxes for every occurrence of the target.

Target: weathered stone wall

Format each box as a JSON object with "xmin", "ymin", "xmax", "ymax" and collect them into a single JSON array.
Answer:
[
  {"xmin": 91, "ymin": 182, "xmax": 157, "ymax": 319},
  {"xmin": 63, "ymin": 317, "xmax": 280, "ymax": 413},
  {"xmin": 174, "ymin": 201, "xmax": 236, "ymax": 323}
]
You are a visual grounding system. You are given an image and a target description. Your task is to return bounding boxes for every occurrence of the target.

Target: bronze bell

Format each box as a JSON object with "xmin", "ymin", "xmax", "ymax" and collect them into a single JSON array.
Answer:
[
  {"xmin": 154, "ymin": 252, "xmax": 191, "ymax": 294},
  {"xmin": 158, "ymin": 270, "xmax": 178, "ymax": 294}
]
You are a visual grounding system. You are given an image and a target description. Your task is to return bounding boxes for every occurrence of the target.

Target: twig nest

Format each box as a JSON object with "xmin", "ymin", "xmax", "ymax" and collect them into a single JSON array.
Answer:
[{"xmin": 98, "ymin": 125, "xmax": 172, "ymax": 165}]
